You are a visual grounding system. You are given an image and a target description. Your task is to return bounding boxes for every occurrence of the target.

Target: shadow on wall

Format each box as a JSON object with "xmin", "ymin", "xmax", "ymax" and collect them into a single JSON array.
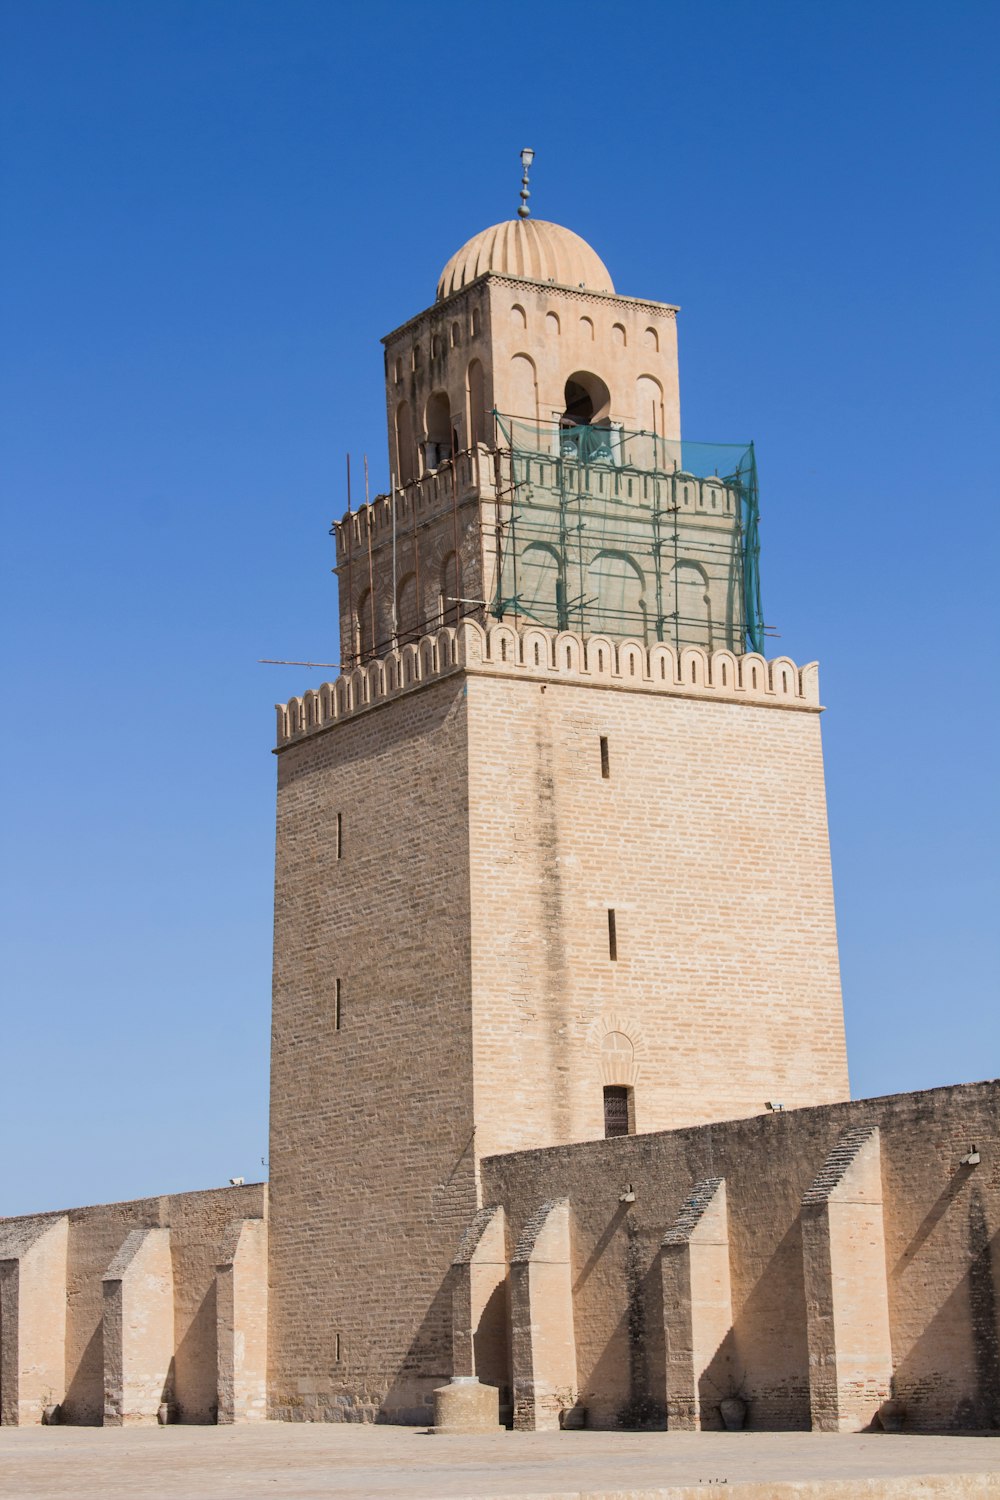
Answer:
[
  {"xmin": 173, "ymin": 1283, "xmax": 218, "ymax": 1424},
  {"xmin": 61, "ymin": 1322, "xmax": 103, "ymax": 1426},
  {"xmin": 380, "ymin": 1268, "xmax": 454, "ymax": 1426},
  {"xmin": 573, "ymin": 1214, "xmax": 811, "ymax": 1431},
  {"xmin": 891, "ymin": 1194, "xmax": 1000, "ymax": 1433}
]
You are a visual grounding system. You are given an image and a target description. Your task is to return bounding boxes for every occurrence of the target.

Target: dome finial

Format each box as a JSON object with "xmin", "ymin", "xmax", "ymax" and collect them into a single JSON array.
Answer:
[{"xmin": 518, "ymin": 147, "xmax": 535, "ymax": 219}]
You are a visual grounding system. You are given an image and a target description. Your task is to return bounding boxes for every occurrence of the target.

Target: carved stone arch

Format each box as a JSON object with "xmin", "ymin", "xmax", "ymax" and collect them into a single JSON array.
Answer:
[{"xmin": 586, "ymin": 1013, "xmax": 648, "ymax": 1086}]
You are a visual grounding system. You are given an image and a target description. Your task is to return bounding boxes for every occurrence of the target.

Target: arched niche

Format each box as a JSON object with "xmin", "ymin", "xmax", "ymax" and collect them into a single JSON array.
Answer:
[
  {"xmin": 424, "ymin": 391, "xmax": 452, "ymax": 470},
  {"xmin": 356, "ymin": 587, "xmax": 376, "ymax": 660},
  {"xmin": 396, "ymin": 572, "xmax": 419, "ymax": 645},
  {"xmin": 395, "ymin": 401, "xmax": 416, "ymax": 485},
  {"xmin": 636, "ymin": 373, "xmax": 665, "ymax": 437},
  {"xmin": 509, "ymin": 352, "xmax": 539, "ymax": 427},
  {"xmin": 669, "ymin": 559, "xmax": 713, "ymax": 650},
  {"xmin": 518, "ymin": 541, "xmax": 563, "ymax": 630},
  {"xmin": 586, "ymin": 551, "xmax": 647, "ymax": 642},
  {"xmin": 467, "ymin": 358, "xmax": 486, "ymax": 447},
  {"xmin": 440, "ymin": 550, "xmax": 462, "ymax": 628}
]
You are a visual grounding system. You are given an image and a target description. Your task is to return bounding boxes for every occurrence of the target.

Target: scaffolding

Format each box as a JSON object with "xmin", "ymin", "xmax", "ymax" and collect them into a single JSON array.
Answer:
[{"xmin": 489, "ymin": 413, "xmax": 763, "ymax": 654}]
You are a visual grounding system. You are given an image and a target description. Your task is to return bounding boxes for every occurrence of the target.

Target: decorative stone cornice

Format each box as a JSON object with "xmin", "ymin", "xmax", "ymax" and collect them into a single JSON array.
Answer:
[
  {"xmin": 382, "ymin": 272, "xmax": 678, "ymax": 344},
  {"xmin": 275, "ymin": 622, "xmax": 821, "ymax": 749}
]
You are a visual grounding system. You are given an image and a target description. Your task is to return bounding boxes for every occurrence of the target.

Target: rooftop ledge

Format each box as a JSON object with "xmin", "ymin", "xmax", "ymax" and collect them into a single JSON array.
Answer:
[{"xmin": 274, "ymin": 623, "xmax": 820, "ymax": 750}]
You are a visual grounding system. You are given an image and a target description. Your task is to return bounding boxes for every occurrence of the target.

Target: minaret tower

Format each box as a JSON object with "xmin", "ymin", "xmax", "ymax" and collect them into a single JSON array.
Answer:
[{"xmin": 268, "ymin": 171, "xmax": 847, "ymax": 1423}]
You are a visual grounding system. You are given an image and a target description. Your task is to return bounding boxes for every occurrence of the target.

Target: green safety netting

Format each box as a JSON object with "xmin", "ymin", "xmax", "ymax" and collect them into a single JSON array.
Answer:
[{"xmin": 489, "ymin": 413, "xmax": 763, "ymax": 654}]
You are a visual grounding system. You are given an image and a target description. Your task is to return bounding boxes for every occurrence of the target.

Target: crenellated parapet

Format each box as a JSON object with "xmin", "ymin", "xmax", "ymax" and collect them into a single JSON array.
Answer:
[{"xmin": 275, "ymin": 621, "xmax": 821, "ymax": 749}]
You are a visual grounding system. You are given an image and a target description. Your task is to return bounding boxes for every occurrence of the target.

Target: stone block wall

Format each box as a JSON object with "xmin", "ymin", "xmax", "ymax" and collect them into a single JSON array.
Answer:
[
  {"xmin": 478, "ymin": 1081, "xmax": 1000, "ymax": 1434},
  {"xmin": 0, "ymin": 1184, "xmax": 265, "ymax": 1426},
  {"xmin": 268, "ymin": 672, "xmax": 479, "ymax": 1423}
]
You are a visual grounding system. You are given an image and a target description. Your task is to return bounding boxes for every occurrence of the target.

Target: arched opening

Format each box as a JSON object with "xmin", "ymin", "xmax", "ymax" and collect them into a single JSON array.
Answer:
[
  {"xmin": 395, "ymin": 401, "xmax": 415, "ymax": 485},
  {"xmin": 636, "ymin": 374, "xmax": 664, "ymax": 437},
  {"xmin": 561, "ymin": 371, "xmax": 613, "ymax": 463},
  {"xmin": 356, "ymin": 588, "xmax": 376, "ymax": 660},
  {"xmin": 467, "ymin": 359, "xmax": 486, "ymax": 448},
  {"xmin": 562, "ymin": 371, "xmax": 611, "ymax": 426},
  {"xmin": 509, "ymin": 353, "xmax": 538, "ymax": 426},
  {"xmin": 424, "ymin": 391, "xmax": 452, "ymax": 470},
  {"xmin": 440, "ymin": 551, "xmax": 461, "ymax": 628},
  {"xmin": 518, "ymin": 541, "xmax": 565, "ymax": 629},
  {"xmin": 396, "ymin": 572, "xmax": 419, "ymax": 645},
  {"xmin": 587, "ymin": 551, "xmax": 647, "ymax": 641},
  {"xmin": 669, "ymin": 560, "xmax": 713, "ymax": 650}
]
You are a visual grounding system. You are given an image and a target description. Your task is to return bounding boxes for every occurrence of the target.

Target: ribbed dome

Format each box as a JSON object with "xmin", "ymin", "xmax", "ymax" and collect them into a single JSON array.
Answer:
[{"xmin": 436, "ymin": 219, "xmax": 614, "ymax": 301}]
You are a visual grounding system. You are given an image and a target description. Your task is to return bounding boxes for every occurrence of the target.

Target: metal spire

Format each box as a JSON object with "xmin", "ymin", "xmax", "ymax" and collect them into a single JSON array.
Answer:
[{"xmin": 518, "ymin": 147, "xmax": 535, "ymax": 219}]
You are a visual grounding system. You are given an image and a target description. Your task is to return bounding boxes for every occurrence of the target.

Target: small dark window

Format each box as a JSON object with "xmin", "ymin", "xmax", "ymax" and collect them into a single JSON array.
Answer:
[
  {"xmin": 336, "ymin": 812, "xmax": 343, "ymax": 860},
  {"xmin": 599, "ymin": 736, "xmax": 610, "ymax": 779},
  {"xmin": 608, "ymin": 908, "xmax": 618, "ymax": 961},
  {"xmin": 604, "ymin": 1086, "xmax": 629, "ymax": 1138},
  {"xmin": 334, "ymin": 977, "xmax": 342, "ymax": 1031}
]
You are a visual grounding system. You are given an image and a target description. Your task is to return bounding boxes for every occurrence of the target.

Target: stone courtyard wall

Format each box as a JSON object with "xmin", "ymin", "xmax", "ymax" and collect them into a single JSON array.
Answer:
[
  {"xmin": 474, "ymin": 1081, "xmax": 999, "ymax": 1434},
  {"xmin": 0, "ymin": 1184, "xmax": 265, "ymax": 1425}
]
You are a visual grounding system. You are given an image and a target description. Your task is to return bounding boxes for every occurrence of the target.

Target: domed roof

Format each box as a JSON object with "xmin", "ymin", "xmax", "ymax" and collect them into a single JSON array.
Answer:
[{"xmin": 436, "ymin": 219, "xmax": 614, "ymax": 301}]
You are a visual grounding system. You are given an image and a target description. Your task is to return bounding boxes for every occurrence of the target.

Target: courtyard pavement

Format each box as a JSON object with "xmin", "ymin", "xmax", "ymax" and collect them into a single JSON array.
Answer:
[{"xmin": 1, "ymin": 1425, "xmax": 999, "ymax": 1500}]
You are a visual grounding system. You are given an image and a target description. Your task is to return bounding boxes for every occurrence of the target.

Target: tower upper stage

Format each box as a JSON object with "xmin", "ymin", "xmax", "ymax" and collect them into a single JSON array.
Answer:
[{"xmin": 333, "ymin": 214, "xmax": 762, "ymax": 669}]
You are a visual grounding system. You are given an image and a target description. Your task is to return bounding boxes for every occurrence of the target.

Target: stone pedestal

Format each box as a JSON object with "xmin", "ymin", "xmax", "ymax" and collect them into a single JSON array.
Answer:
[{"xmin": 431, "ymin": 1376, "xmax": 502, "ymax": 1433}]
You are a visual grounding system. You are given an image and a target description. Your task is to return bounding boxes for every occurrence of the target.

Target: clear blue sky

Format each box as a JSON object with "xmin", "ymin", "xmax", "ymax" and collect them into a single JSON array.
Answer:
[{"xmin": 2, "ymin": 0, "xmax": 998, "ymax": 1216}]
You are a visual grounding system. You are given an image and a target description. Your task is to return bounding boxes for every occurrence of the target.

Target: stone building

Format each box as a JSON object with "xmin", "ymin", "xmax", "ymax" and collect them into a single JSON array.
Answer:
[{"xmin": 1, "ymin": 197, "xmax": 997, "ymax": 1437}]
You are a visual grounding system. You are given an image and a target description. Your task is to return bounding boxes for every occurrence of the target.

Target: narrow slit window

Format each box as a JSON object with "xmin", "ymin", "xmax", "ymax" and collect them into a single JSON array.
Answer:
[
  {"xmin": 336, "ymin": 812, "xmax": 343, "ymax": 860},
  {"xmin": 604, "ymin": 1085, "xmax": 630, "ymax": 1138},
  {"xmin": 608, "ymin": 908, "xmax": 618, "ymax": 961},
  {"xmin": 599, "ymin": 736, "xmax": 610, "ymax": 779},
  {"xmin": 334, "ymin": 977, "xmax": 342, "ymax": 1031}
]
